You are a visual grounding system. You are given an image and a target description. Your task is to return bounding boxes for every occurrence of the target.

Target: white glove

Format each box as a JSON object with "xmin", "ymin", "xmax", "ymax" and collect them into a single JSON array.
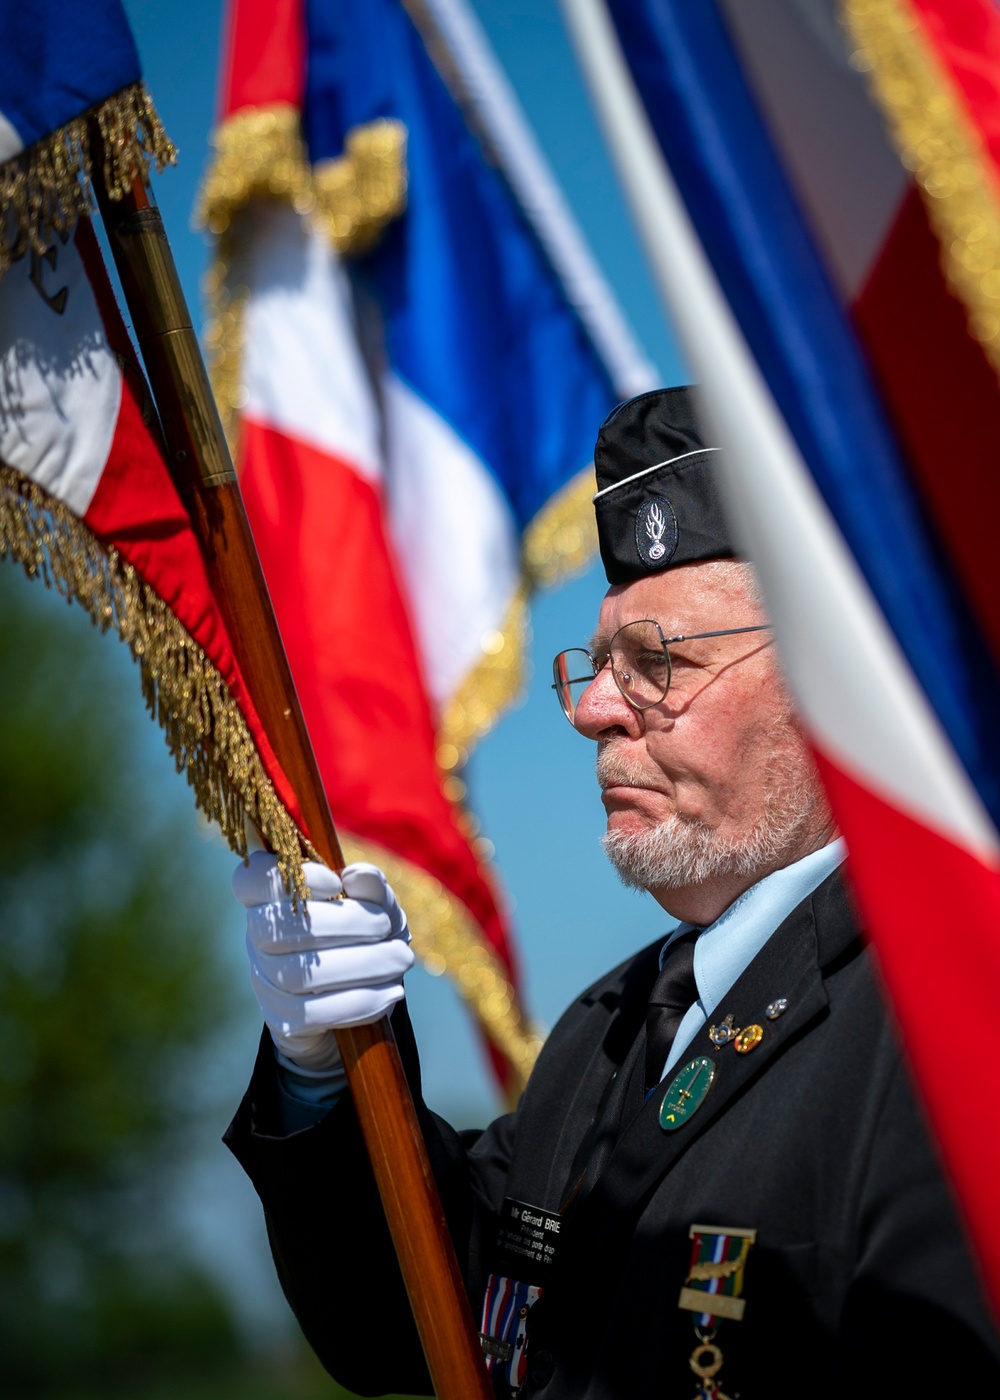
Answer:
[{"xmin": 233, "ymin": 851, "xmax": 414, "ymax": 1073}]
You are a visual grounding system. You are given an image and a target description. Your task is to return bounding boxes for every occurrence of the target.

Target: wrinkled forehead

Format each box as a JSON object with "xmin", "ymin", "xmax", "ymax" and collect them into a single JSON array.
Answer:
[{"xmin": 591, "ymin": 562, "xmax": 760, "ymax": 646}]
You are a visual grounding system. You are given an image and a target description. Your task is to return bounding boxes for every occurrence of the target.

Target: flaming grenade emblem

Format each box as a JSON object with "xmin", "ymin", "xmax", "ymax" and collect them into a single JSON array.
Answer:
[{"xmin": 646, "ymin": 502, "xmax": 668, "ymax": 560}]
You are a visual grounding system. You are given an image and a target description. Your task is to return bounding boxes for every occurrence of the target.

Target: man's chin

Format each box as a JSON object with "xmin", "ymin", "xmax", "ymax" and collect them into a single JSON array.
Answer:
[{"xmin": 601, "ymin": 810, "xmax": 748, "ymax": 894}]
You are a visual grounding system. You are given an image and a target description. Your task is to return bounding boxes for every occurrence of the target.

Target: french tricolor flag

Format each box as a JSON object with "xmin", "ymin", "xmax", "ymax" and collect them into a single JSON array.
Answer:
[
  {"xmin": 203, "ymin": 0, "xmax": 654, "ymax": 1092},
  {"xmin": 0, "ymin": 218, "xmax": 306, "ymax": 887},
  {"xmin": 564, "ymin": 0, "xmax": 1000, "ymax": 1305},
  {"xmin": 0, "ymin": 0, "xmax": 314, "ymax": 902}
]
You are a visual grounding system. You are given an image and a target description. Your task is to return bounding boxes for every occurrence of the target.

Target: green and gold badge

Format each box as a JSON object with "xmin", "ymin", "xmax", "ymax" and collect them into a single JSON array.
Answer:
[{"xmin": 659, "ymin": 1057, "xmax": 716, "ymax": 1131}]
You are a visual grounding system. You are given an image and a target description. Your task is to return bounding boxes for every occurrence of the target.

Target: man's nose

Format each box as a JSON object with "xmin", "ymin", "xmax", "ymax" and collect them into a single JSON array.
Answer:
[{"xmin": 573, "ymin": 664, "xmax": 644, "ymax": 741}]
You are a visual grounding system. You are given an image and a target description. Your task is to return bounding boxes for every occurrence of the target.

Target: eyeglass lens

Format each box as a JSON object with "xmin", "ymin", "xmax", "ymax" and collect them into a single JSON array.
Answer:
[
  {"xmin": 552, "ymin": 648, "xmax": 596, "ymax": 724},
  {"xmin": 609, "ymin": 619, "xmax": 671, "ymax": 708},
  {"xmin": 552, "ymin": 620, "xmax": 671, "ymax": 725}
]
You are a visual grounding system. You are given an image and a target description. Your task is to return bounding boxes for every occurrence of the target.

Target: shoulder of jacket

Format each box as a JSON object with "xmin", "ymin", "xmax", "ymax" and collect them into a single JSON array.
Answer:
[
  {"xmin": 536, "ymin": 938, "xmax": 664, "ymax": 1061},
  {"xmin": 577, "ymin": 938, "xmax": 664, "ymax": 1009}
]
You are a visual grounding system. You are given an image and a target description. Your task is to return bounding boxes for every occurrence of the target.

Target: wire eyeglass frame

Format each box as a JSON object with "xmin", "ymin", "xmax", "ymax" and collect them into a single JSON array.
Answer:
[{"xmin": 551, "ymin": 620, "xmax": 773, "ymax": 727}]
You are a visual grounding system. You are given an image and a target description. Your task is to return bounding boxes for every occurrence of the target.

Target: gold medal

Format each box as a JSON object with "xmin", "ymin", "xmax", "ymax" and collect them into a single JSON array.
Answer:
[
  {"xmin": 691, "ymin": 1342, "xmax": 723, "ymax": 1377},
  {"xmin": 680, "ymin": 1225, "xmax": 756, "ymax": 1400},
  {"xmin": 689, "ymin": 1340, "xmax": 732, "ymax": 1399},
  {"xmin": 733, "ymin": 1024, "xmax": 763, "ymax": 1054}
]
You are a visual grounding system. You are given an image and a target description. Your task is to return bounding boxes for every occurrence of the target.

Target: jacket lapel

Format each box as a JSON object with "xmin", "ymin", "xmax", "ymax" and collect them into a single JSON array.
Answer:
[
  {"xmin": 502, "ymin": 940, "xmax": 662, "ymax": 1212},
  {"xmin": 557, "ymin": 1019, "xmax": 648, "ymax": 1213},
  {"xmin": 561, "ymin": 872, "xmax": 859, "ymax": 1272}
]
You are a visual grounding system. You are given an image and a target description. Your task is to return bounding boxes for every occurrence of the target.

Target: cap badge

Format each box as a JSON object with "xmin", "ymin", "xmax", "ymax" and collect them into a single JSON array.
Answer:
[
  {"xmin": 646, "ymin": 502, "xmax": 668, "ymax": 560},
  {"xmin": 635, "ymin": 494, "xmax": 678, "ymax": 569}
]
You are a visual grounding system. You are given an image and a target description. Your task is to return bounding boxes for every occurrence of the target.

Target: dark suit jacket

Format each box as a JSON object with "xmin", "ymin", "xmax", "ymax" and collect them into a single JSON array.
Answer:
[{"xmin": 225, "ymin": 871, "xmax": 1000, "ymax": 1397}]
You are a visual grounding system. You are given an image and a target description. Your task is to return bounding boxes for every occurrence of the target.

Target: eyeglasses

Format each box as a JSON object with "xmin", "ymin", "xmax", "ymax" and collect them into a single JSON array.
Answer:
[{"xmin": 551, "ymin": 619, "xmax": 773, "ymax": 727}]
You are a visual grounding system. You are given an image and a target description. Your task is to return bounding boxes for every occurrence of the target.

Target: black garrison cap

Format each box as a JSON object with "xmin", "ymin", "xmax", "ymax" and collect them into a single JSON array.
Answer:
[{"xmin": 593, "ymin": 385, "xmax": 736, "ymax": 585}]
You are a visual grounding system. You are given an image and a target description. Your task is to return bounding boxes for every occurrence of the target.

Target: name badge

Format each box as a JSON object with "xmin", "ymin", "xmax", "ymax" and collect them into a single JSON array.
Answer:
[{"xmin": 495, "ymin": 1196, "xmax": 563, "ymax": 1281}]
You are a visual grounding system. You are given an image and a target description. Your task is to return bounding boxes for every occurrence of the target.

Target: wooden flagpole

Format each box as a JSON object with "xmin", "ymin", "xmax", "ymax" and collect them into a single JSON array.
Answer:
[{"xmin": 90, "ymin": 158, "xmax": 491, "ymax": 1400}]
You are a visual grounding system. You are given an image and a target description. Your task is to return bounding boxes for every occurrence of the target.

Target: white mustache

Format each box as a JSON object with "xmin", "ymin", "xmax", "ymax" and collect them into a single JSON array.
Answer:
[{"xmin": 595, "ymin": 747, "xmax": 652, "ymax": 791}]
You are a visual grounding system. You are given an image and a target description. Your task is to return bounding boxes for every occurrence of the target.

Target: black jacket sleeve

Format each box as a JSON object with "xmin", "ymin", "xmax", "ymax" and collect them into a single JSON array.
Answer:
[
  {"xmin": 224, "ymin": 1006, "xmax": 514, "ymax": 1397},
  {"xmin": 839, "ymin": 1054, "xmax": 1000, "ymax": 1391}
]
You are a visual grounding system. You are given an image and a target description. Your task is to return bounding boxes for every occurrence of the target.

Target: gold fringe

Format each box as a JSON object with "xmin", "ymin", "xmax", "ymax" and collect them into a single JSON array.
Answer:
[
  {"xmin": 840, "ymin": 0, "xmax": 1000, "ymax": 373},
  {"xmin": 0, "ymin": 466, "xmax": 314, "ymax": 904},
  {"xmin": 196, "ymin": 103, "xmax": 407, "ymax": 256},
  {"xmin": 0, "ymin": 82, "xmax": 176, "ymax": 281},
  {"xmin": 201, "ymin": 243, "xmax": 247, "ymax": 458},
  {"xmin": 313, "ymin": 120, "xmax": 408, "ymax": 256},
  {"xmin": 340, "ymin": 832, "xmax": 544, "ymax": 1100},
  {"xmin": 437, "ymin": 584, "xmax": 530, "ymax": 755},
  {"xmin": 195, "ymin": 104, "xmax": 313, "ymax": 235},
  {"xmin": 436, "ymin": 467, "xmax": 599, "ymax": 756},
  {"xmin": 198, "ymin": 106, "xmax": 408, "ymax": 453},
  {"xmin": 523, "ymin": 464, "xmax": 599, "ymax": 588}
]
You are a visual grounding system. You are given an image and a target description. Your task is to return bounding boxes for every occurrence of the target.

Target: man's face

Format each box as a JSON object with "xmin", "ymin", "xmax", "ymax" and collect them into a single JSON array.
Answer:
[{"xmin": 574, "ymin": 562, "xmax": 830, "ymax": 916}]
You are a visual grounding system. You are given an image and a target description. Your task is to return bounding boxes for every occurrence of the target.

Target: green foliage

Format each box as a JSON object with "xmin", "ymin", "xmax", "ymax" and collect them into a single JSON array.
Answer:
[{"xmin": 0, "ymin": 564, "xmax": 243, "ymax": 1395}]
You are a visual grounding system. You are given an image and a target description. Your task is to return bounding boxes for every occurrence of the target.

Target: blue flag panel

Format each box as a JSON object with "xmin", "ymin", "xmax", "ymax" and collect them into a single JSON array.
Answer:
[
  {"xmin": 302, "ymin": 0, "xmax": 620, "ymax": 529},
  {"xmin": 0, "ymin": 0, "xmax": 141, "ymax": 152}
]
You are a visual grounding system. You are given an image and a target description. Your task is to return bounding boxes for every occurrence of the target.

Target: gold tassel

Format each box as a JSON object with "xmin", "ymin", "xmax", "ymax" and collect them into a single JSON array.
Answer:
[
  {"xmin": 0, "ymin": 81, "xmax": 176, "ymax": 281},
  {"xmin": 341, "ymin": 832, "xmax": 543, "ymax": 1099},
  {"xmin": 0, "ymin": 466, "xmax": 314, "ymax": 904},
  {"xmin": 840, "ymin": 0, "xmax": 1000, "ymax": 377}
]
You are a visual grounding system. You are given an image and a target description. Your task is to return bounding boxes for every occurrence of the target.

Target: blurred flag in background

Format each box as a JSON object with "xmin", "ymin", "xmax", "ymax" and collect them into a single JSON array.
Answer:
[
  {"xmin": 564, "ymin": 0, "xmax": 1000, "ymax": 1304},
  {"xmin": 200, "ymin": 0, "xmax": 655, "ymax": 1094}
]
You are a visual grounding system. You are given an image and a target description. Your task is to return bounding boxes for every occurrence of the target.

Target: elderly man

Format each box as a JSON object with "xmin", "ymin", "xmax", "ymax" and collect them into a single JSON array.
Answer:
[{"xmin": 226, "ymin": 388, "xmax": 999, "ymax": 1399}]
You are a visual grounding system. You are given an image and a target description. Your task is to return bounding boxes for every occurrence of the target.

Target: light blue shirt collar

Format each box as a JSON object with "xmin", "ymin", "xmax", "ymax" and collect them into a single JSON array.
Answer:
[{"xmin": 657, "ymin": 837, "xmax": 846, "ymax": 1080}]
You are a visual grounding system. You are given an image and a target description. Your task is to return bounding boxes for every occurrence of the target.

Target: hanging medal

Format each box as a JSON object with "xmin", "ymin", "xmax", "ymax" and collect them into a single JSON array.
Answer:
[
  {"xmin": 677, "ymin": 1224, "xmax": 757, "ymax": 1399},
  {"xmin": 480, "ymin": 1274, "xmax": 542, "ymax": 1392}
]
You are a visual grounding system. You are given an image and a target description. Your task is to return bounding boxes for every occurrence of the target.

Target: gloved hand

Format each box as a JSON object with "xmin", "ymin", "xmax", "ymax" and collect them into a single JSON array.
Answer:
[{"xmin": 233, "ymin": 851, "xmax": 414, "ymax": 1073}]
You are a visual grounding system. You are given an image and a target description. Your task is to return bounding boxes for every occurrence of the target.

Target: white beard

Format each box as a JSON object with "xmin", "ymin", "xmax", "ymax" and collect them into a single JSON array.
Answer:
[{"xmin": 597, "ymin": 743, "xmax": 824, "ymax": 893}]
